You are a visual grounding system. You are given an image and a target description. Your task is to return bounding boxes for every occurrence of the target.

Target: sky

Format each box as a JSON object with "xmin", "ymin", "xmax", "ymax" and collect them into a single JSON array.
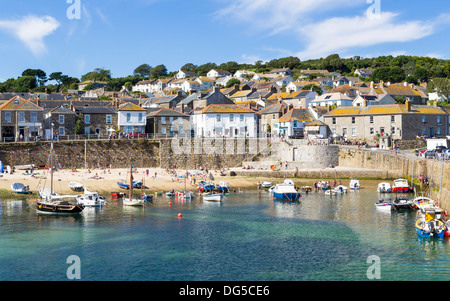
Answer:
[{"xmin": 0, "ymin": 0, "xmax": 449, "ymax": 82}]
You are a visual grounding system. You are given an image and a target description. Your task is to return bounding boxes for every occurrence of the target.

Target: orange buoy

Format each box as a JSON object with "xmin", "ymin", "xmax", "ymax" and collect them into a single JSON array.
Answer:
[
  {"xmin": 178, "ymin": 213, "xmax": 182, "ymax": 218},
  {"xmin": 169, "ymin": 202, "xmax": 172, "ymax": 207}
]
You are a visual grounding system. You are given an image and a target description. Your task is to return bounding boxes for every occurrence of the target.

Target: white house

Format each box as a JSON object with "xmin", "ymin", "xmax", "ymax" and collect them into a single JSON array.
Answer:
[
  {"xmin": 117, "ymin": 102, "xmax": 147, "ymax": 134},
  {"xmin": 234, "ymin": 70, "xmax": 256, "ymax": 79},
  {"xmin": 310, "ymin": 92, "xmax": 353, "ymax": 107},
  {"xmin": 175, "ymin": 69, "xmax": 197, "ymax": 79},
  {"xmin": 354, "ymin": 68, "xmax": 374, "ymax": 78},
  {"xmin": 132, "ymin": 80, "xmax": 156, "ymax": 93},
  {"xmin": 273, "ymin": 76, "xmax": 293, "ymax": 88},
  {"xmin": 215, "ymin": 75, "xmax": 235, "ymax": 87},
  {"xmin": 191, "ymin": 104, "xmax": 259, "ymax": 138},
  {"xmin": 206, "ymin": 69, "xmax": 231, "ymax": 78}
]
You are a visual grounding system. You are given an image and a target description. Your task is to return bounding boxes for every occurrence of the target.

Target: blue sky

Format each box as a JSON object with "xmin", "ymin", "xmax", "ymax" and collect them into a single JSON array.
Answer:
[{"xmin": 0, "ymin": 0, "xmax": 449, "ymax": 82}]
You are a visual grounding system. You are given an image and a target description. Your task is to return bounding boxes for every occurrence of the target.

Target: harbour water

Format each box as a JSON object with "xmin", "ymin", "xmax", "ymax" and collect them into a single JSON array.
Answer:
[{"xmin": 2, "ymin": 184, "xmax": 450, "ymax": 281}]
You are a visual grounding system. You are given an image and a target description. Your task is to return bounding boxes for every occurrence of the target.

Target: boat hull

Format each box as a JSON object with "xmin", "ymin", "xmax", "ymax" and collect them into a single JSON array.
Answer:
[
  {"xmin": 273, "ymin": 192, "xmax": 301, "ymax": 201},
  {"xmin": 415, "ymin": 219, "xmax": 445, "ymax": 238},
  {"xmin": 36, "ymin": 201, "xmax": 84, "ymax": 214},
  {"xmin": 392, "ymin": 187, "xmax": 410, "ymax": 193},
  {"xmin": 123, "ymin": 198, "xmax": 145, "ymax": 206},
  {"xmin": 203, "ymin": 194, "xmax": 223, "ymax": 201}
]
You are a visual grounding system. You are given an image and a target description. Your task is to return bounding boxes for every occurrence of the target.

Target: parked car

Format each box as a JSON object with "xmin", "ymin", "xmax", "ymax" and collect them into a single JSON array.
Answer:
[{"xmin": 423, "ymin": 150, "xmax": 436, "ymax": 159}]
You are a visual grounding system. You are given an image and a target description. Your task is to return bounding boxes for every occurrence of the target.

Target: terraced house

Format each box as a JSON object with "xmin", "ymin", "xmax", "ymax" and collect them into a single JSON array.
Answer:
[
  {"xmin": 323, "ymin": 100, "xmax": 449, "ymax": 141},
  {"xmin": 0, "ymin": 95, "xmax": 44, "ymax": 142}
]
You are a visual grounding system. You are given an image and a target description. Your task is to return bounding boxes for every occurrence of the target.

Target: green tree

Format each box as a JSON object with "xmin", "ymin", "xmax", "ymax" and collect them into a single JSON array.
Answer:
[
  {"xmin": 133, "ymin": 64, "xmax": 151, "ymax": 77},
  {"xmin": 149, "ymin": 64, "xmax": 168, "ymax": 79},
  {"xmin": 22, "ymin": 69, "xmax": 47, "ymax": 87},
  {"xmin": 81, "ymin": 68, "xmax": 112, "ymax": 82},
  {"xmin": 14, "ymin": 76, "xmax": 37, "ymax": 92},
  {"xmin": 75, "ymin": 114, "xmax": 84, "ymax": 134},
  {"xmin": 225, "ymin": 78, "xmax": 241, "ymax": 88}
]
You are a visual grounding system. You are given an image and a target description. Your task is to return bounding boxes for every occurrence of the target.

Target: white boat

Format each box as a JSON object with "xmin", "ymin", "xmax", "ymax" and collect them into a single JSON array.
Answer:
[
  {"xmin": 261, "ymin": 181, "xmax": 272, "ymax": 188},
  {"xmin": 325, "ymin": 190, "xmax": 337, "ymax": 196},
  {"xmin": 349, "ymin": 179, "xmax": 360, "ymax": 190},
  {"xmin": 272, "ymin": 179, "xmax": 301, "ymax": 201},
  {"xmin": 335, "ymin": 185, "xmax": 348, "ymax": 193},
  {"xmin": 77, "ymin": 189, "xmax": 105, "ymax": 207},
  {"xmin": 166, "ymin": 191, "xmax": 175, "ymax": 197},
  {"xmin": 392, "ymin": 178, "xmax": 410, "ymax": 193},
  {"xmin": 377, "ymin": 182, "xmax": 391, "ymax": 193},
  {"xmin": 176, "ymin": 191, "xmax": 194, "ymax": 199},
  {"xmin": 69, "ymin": 181, "xmax": 84, "ymax": 192},
  {"xmin": 412, "ymin": 196, "xmax": 438, "ymax": 210},
  {"xmin": 203, "ymin": 193, "xmax": 223, "ymax": 202},
  {"xmin": 11, "ymin": 182, "xmax": 30, "ymax": 194},
  {"xmin": 375, "ymin": 200, "xmax": 392, "ymax": 211},
  {"xmin": 123, "ymin": 165, "xmax": 145, "ymax": 207}
]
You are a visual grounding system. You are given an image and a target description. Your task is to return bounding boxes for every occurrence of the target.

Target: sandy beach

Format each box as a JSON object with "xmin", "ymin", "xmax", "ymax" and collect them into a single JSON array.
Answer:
[
  {"xmin": 0, "ymin": 165, "xmax": 382, "ymax": 197},
  {"xmin": 0, "ymin": 167, "xmax": 277, "ymax": 196}
]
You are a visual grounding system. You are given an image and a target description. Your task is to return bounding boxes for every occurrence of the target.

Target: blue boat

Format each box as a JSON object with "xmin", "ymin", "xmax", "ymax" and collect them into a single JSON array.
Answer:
[
  {"xmin": 415, "ymin": 208, "xmax": 446, "ymax": 238},
  {"xmin": 117, "ymin": 181, "xmax": 129, "ymax": 189},
  {"xmin": 272, "ymin": 179, "xmax": 301, "ymax": 202}
]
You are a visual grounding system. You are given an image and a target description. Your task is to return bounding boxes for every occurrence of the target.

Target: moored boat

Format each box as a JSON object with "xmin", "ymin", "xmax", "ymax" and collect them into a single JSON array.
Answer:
[
  {"xmin": 392, "ymin": 179, "xmax": 410, "ymax": 193},
  {"xmin": 412, "ymin": 196, "xmax": 438, "ymax": 211},
  {"xmin": 77, "ymin": 189, "xmax": 105, "ymax": 207},
  {"xmin": 392, "ymin": 196, "xmax": 414, "ymax": 211},
  {"xmin": 416, "ymin": 207, "xmax": 446, "ymax": 238},
  {"xmin": 377, "ymin": 182, "xmax": 391, "ymax": 193},
  {"xmin": 69, "ymin": 181, "xmax": 84, "ymax": 192},
  {"xmin": 111, "ymin": 191, "xmax": 125, "ymax": 198},
  {"xmin": 349, "ymin": 179, "xmax": 360, "ymax": 190},
  {"xmin": 272, "ymin": 179, "xmax": 301, "ymax": 202},
  {"xmin": 203, "ymin": 193, "xmax": 223, "ymax": 202},
  {"xmin": 176, "ymin": 191, "xmax": 194, "ymax": 199},
  {"xmin": 123, "ymin": 166, "xmax": 145, "ymax": 207},
  {"xmin": 11, "ymin": 182, "xmax": 30, "ymax": 194},
  {"xmin": 261, "ymin": 181, "xmax": 272, "ymax": 188},
  {"xmin": 375, "ymin": 200, "xmax": 392, "ymax": 211}
]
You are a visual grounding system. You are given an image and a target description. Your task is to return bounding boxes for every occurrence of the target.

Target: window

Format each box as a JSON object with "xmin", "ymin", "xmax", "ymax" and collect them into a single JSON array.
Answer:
[
  {"xmin": 240, "ymin": 115, "xmax": 244, "ymax": 122},
  {"xmin": 351, "ymin": 117, "xmax": 355, "ymax": 124},
  {"xmin": 85, "ymin": 114, "xmax": 90, "ymax": 124},
  {"xmin": 437, "ymin": 115, "xmax": 442, "ymax": 125},
  {"xmin": 422, "ymin": 127, "xmax": 427, "ymax": 135},
  {"xmin": 391, "ymin": 127, "xmax": 395, "ymax": 135},
  {"xmin": 178, "ymin": 117, "xmax": 183, "ymax": 124},
  {"xmin": 422, "ymin": 115, "xmax": 426, "ymax": 123},
  {"xmin": 169, "ymin": 117, "xmax": 174, "ymax": 124},
  {"xmin": 230, "ymin": 114, "xmax": 234, "ymax": 122},
  {"xmin": 126, "ymin": 113, "xmax": 131, "ymax": 123},
  {"xmin": 161, "ymin": 117, "xmax": 166, "ymax": 124},
  {"xmin": 437, "ymin": 127, "xmax": 441, "ymax": 135},
  {"xmin": 84, "ymin": 127, "xmax": 90, "ymax": 135},
  {"xmin": 342, "ymin": 128, "xmax": 347, "ymax": 137},
  {"xmin": 31, "ymin": 112, "xmax": 37, "ymax": 122},
  {"xmin": 106, "ymin": 115, "xmax": 112, "ymax": 124},
  {"xmin": 59, "ymin": 127, "xmax": 65, "ymax": 136},
  {"xmin": 161, "ymin": 126, "xmax": 166, "ymax": 135},
  {"xmin": 369, "ymin": 116, "xmax": 374, "ymax": 124},
  {"xmin": 19, "ymin": 112, "xmax": 25, "ymax": 122},
  {"xmin": 351, "ymin": 128, "xmax": 356, "ymax": 136},
  {"xmin": 59, "ymin": 115, "xmax": 64, "ymax": 124},
  {"xmin": 138, "ymin": 113, "xmax": 143, "ymax": 123},
  {"xmin": 391, "ymin": 116, "xmax": 395, "ymax": 123},
  {"xmin": 5, "ymin": 112, "xmax": 11, "ymax": 122},
  {"xmin": 369, "ymin": 128, "xmax": 374, "ymax": 135},
  {"xmin": 332, "ymin": 117, "xmax": 336, "ymax": 125}
]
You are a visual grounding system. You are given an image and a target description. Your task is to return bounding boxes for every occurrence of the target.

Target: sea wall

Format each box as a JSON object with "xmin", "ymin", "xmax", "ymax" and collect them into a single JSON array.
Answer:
[{"xmin": 338, "ymin": 146, "xmax": 450, "ymax": 210}]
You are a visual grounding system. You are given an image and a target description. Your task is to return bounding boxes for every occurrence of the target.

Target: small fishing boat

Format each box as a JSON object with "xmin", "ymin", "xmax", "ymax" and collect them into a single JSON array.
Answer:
[
  {"xmin": 392, "ymin": 179, "xmax": 410, "ymax": 193},
  {"xmin": 154, "ymin": 191, "xmax": 163, "ymax": 196},
  {"xmin": 377, "ymin": 182, "xmax": 391, "ymax": 193},
  {"xmin": 412, "ymin": 196, "xmax": 438, "ymax": 211},
  {"xmin": 416, "ymin": 207, "xmax": 446, "ymax": 238},
  {"xmin": 272, "ymin": 179, "xmax": 301, "ymax": 202},
  {"xmin": 392, "ymin": 196, "xmax": 414, "ymax": 211},
  {"xmin": 335, "ymin": 185, "xmax": 348, "ymax": 193},
  {"xmin": 11, "ymin": 182, "xmax": 30, "ymax": 194},
  {"xmin": 77, "ymin": 189, "xmax": 105, "ymax": 207},
  {"xmin": 141, "ymin": 193, "xmax": 153, "ymax": 202},
  {"xmin": 117, "ymin": 181, "xmax": 129, "ymax": 189},
  {"xmin": 69, "ymin": 181, "xmax": 84, "ymax": 192},
  {"xmin": 375, "ymin": 200, "xmax": 392, "ymax": 211},
  {"xmin": 349, "ymin": 179, "xmax": 360, "ymax": 190},
  {"xmin": 176, "ymin": 191, "xmax": 194, "ymax": 199},
  {"xmin": 166, "ymin": 191, "xmax": 175, "ymax": 197},
  {"xmin": 203, "ymin": 193, "xmax": 223, "ymax": 202},
  {"xmin": 261, "ymin": 181, "xmax": 272, "ymax": 188}
]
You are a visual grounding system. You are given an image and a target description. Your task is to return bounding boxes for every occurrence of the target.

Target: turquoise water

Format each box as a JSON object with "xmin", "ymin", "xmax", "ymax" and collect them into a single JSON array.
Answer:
[{"xmin": 1, "ymin": 188, "xmax": 450, "ymax": 281}]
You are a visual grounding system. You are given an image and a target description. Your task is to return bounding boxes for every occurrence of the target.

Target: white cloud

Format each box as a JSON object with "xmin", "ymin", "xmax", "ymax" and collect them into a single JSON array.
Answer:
[
  {"xmin": 0, "ymin": 15, "xmax": 60, "ymax": 56},
  {"xmin": 215, "ymin": 0, "xmax": 363, "ymax": 35},
  {"xmin": 296, "ymin": 12, "xmax": 434, "ymax": 59}
]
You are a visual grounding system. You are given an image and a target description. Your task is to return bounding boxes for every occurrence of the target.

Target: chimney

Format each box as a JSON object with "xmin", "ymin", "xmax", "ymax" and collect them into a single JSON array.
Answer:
[
  {"xmin": 370, "ymin": 81, "xmax": 374, "ymax": 89},
  {"xmin": 180, "ymin": 103, "xmax": 184, "ymax": 113},
  {"xmin": 405, "ymin": 99, "xmax": 411, "ymax": 111}
]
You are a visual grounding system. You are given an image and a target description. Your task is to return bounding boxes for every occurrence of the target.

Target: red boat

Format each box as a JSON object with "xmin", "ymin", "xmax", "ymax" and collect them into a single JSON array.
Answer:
[
  {"xmin": 391, "ymin": 179, "xmax": 410, "ymax": 193},
  {"xmin": 111, "ymin": 191, "xmax": 125, "ymax": 198}
]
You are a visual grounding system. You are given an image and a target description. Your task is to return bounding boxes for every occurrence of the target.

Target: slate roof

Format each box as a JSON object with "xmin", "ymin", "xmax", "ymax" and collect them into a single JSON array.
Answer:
[{"xmin": 278, "ymin": 108, "xmax": 315, "ymax": 122}]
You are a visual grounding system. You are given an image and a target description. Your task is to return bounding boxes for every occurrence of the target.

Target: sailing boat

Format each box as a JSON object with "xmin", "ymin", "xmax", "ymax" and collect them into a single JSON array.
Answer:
[
  {"xmin": 76, "ymin": 140, "xmax": 105, "ymax": 207},
  {"xmin": 123, "ymin": 165, "xmax": 145, "ymax": 206},
  {"xmin": 33, "ymin": 127, "xmax": 85, "ymax": 214}
]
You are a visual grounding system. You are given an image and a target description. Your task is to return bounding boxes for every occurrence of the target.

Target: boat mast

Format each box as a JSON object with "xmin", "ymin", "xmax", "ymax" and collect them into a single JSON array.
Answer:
[
  {"xmin": 84, "ymin": 139, "xmax": 87, "ymax": 193},
  {"xmin": 50, "ymin": 124, "xmax": 54, "ymax": 195},
  {"xmin": 130, "ymin": 165, "xmax": 133, "ymax": 200}
]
